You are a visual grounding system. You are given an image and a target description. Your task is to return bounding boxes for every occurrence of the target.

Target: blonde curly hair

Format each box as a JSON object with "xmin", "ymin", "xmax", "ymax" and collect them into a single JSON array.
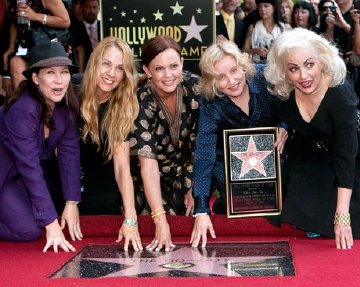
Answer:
[{"xmin": 265, "ymin": 28, "xmax": 346, "ymax": 100}]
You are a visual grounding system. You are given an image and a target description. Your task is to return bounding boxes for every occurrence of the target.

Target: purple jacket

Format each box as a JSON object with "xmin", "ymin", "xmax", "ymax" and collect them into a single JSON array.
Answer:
[{"xmin": 0, "ymin": 91, "xmax": 81, "ymax": 227}]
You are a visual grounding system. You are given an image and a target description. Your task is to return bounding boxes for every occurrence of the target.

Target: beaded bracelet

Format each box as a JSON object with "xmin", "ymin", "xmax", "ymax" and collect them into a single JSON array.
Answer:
[
  {"xmin": 123, "ymin": 218, "xmax": 138, "ymax": 227},
  {"xmin": 334, "ymin": 212, "xmax": 351, "ymax": 225}
]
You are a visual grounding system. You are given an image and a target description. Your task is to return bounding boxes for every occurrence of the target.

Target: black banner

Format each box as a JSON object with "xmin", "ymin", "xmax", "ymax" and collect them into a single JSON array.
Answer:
[{"xmin": 100, "ymin": 0, "xmax": 215, "ymax": 73}]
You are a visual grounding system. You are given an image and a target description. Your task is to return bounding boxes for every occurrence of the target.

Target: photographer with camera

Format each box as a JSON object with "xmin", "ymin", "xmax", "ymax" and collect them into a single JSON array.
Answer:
[
  {"xmin": 352, "ymin": 2, "xmax": 360, "ymax": 55},
  {"xmin": 319, "ymin": 0, "xmax": 360, "ymax": 104},
  {"xmin": 319, "ymin": 0, "xmax": 351, "ymax": 44},
  {"xmin": 350, "ymin": 1, "xmax": 360, "ymax": 105}
]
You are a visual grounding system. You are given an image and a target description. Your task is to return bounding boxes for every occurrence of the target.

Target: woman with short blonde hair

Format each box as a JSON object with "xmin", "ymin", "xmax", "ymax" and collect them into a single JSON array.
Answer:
[{"xmin": 191, "ymin": 40, "xmax": 288, "ymax": 248}]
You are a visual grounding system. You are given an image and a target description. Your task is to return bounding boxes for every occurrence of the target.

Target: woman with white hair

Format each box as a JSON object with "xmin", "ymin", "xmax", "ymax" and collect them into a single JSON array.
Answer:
[{"xmin": 265, "ymin": 28, "xmax": 360, "ymax": 249}]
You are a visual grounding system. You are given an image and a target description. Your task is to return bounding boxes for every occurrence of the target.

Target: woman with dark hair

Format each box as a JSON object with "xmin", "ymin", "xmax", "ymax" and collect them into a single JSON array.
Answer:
[
  {"xmin": 130, "ymin": 35, "xmax": 201, "ymax": 252},
  {"xmin": 0, "ymin": 42, "xmax": 82, "ymax": 252},
  {"xmin": 291, "ymin": 1, "xmax": 318, "ymax": 32},
  {"xmin": 243, "ymin": 0, "xmax": 291, "ymax": 63}
]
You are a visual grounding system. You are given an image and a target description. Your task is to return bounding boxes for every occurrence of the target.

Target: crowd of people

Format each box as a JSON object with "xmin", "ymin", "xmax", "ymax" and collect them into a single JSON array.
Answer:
[{"xmin": 0, "ymin": 0, "xmax": 359, "ymax": 253}]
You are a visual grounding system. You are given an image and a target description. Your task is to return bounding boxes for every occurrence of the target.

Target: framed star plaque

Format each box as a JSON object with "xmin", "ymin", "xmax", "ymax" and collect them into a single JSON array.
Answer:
[{"xmin": 223, "ymin": 127, "xmax": 282, "ymax": 218}]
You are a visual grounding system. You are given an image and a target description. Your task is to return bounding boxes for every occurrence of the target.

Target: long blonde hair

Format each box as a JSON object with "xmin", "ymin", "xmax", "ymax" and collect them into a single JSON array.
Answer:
[{"xmin": 81, "ymin": 36, "xmax": 139, "ymax": 160}]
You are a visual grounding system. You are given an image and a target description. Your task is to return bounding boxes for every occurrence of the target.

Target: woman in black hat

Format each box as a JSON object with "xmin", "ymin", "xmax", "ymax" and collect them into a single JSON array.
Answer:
[{"xmin": 0, "ymin": 41, "xmax": 83, "ymax": 253}]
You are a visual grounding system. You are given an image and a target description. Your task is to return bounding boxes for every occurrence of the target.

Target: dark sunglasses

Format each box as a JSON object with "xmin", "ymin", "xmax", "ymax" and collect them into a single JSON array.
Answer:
[{"xmin": 319, "ymin": 6, "xmax": 336, "ymax": 12}]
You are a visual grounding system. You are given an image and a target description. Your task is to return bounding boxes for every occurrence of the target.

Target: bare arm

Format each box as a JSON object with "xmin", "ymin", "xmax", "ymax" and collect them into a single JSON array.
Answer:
[
  {"xmin": 75, "ymin": 46, "xmax": 86, "ymax": 73},
  {"xmin": 113, "ymin": 141, "xmax": 142, "ymax": 251},
  {"xmin": 19, "ymin": 0, "xmax": 70, "ymax": 28},
  {"xmin": 334, "ymin": 187, "xmax": 353, "ymax": 249},
  {"xmin": 139, "ymin": 156, "xmax": 175, "ymax": 252},
  {"xmin": 351, "ymin": 8, "xmax": 360, "ymax": 55},
  {"xmin": 242, "ymin": 24, "xmax": 254, "ymax": 54},
  {"xmin": 3, "ymin": 23, "xmax": 17, "ymax": 71}
]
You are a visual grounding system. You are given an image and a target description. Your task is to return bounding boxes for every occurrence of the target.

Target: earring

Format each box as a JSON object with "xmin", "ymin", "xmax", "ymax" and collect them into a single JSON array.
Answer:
[{"xmin": 146, "ymin": 74, "xmax": 152, "ymax": 87}]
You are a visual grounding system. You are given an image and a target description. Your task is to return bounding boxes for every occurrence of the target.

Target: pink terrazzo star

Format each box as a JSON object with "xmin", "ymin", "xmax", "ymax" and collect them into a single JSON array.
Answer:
[{"xmin": 232, "ymin": 136, "xmax": 272, "ymax": 177}]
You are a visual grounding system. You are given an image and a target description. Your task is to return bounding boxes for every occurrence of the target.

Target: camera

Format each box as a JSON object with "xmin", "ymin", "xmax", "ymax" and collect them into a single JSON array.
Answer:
[
  {"xmin": 354, "ymin": 1, "xmax": 360, "ymax": 12},
  {"xmin": 329, "ymin": 6, "xmax": 337, "ymax": 16}
]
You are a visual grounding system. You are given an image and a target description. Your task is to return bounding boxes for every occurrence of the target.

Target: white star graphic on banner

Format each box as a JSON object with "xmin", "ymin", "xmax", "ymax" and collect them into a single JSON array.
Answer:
[
  {"xmin": 153, "ymin": 10, "xmax": 164, "ymax": 21},
  {"xmin": 232, "ymin": 136, "xmax": 272, "ymax": 178},
  {"xmin": 121, "ymin": 11, "xmax": 126, "ymax": 17},
  {"xmin": 140, "ymin": 17, "xmax": 146, "ymax": 23},
  {"xmin": 179, "ymin": 16, "xmax": 208, "ymax": 43},
  {"xmin": 196, "ymin": 8, "xmax": 202, "ymax": 14},
  {"xmin": 170, "ymin": 2, "xmax": 184, "ymax": 15}
]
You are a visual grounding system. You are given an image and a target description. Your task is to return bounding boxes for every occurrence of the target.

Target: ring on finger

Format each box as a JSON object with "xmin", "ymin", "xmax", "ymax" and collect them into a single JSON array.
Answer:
[{"xmin": 155, "ymin": 240, "xmax": 159, "ymax": 244}]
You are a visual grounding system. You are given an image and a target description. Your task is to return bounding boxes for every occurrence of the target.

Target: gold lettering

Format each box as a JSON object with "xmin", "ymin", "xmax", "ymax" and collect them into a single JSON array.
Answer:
[
  {"xmin": 110, "ymin": 26, "xmax": 182, "ymax": 44},
  {"xmin": 181, "ymin": 47, "xmax": 188, "ymax": 57},
  {"xmin": 146, "ymin": 26, "xmax": 158, "ymax": 38},
  {"xmin": 189, "ymin": 46, "xmax": 199, "ymax": 56}
]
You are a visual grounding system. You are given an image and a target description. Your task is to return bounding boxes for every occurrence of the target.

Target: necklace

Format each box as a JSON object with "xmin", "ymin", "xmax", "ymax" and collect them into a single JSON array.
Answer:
[{"xmin": 310, "ymin": 73, "xmax": 325, "ymax": 95}]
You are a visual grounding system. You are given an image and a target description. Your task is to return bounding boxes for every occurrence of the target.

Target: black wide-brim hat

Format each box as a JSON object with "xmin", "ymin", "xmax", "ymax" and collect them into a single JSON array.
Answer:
[
  {"xmin": 256, "ymin": 0, "xmax": 277, "ymax": 6},
  {"xmin": 23, "ymin": 41, "xmax": 78, "ymax": 79}
]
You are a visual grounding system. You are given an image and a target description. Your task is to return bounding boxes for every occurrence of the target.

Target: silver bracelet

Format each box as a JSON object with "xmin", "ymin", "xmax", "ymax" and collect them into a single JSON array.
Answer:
[
  {"xmin": 193, "ymin": 212, "xmax": 208, "ymax": 218},
  {"xmin": 65, "ymin": 200, "xmax": 79, "ymax": 205}
]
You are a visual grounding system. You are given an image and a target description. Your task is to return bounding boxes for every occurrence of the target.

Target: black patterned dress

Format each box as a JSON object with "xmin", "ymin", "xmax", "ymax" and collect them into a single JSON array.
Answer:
[
  {"xmin": 130, "ymin": 71, "xmax": 200, "ymax": 215},
  {"xmin": 275, "ymin": 80, "xmax": 360, "ymax": 238}
]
